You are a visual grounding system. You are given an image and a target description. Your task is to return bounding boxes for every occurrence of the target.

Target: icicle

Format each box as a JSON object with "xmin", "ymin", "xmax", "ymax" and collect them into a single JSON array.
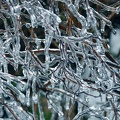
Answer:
[
  {"xmin": 74, "ymin": 0, "xmax": 81, "ymax": 9},
  {"xmin": 50, "ymin": 74, "xmax": 58, "ymax": 83},
  {"xmin": 45, "ymin": 34, "xmax": 52, "ymax": 71},
  {"xmin": 101, "ymin": 20, "xmax": 106, "ymax": 33},
  {"xmin": 54, "ymin": 2, "xmax": 59, "ymax": 15},
  {"xmin": 35, "ymin": 40, "xmax": 41, "ymax": 50},
  {"xmin": 67, "ymin": 3, "xmax": 87, "ymax": 35},
  {"xmin": 48, "ymin": 97, "xmax": 64, "ymax": 117},
  {"xmin": 37, "ymin": 92, "xmax": 45, "ymax": 120},
  {"xmin": 64, "ymin": 97, "xmax": 70, "ymax": 110},
  {"xmin": 18, "ymin": 92, "xmax": 25, "ymax": 104},
  {"xmin": 73, "ymin": 108, "xmax": 90, "ymax": 120},
  {"xmin": 90, "ymin": 0, "xmax": 120, "ymax": 14},
  {"xmin": 31, "ymin": 76, "xmax": 38, "ymax": 104},
  {"xmin": 109, "ymin": 25, "xmax": 116, "ymax": 35},
  {"xmin": 47, "ymin": 99, "xmax": 52, "ymax": 109},
  {"xmin": 30, "ymin": 14, "xmax": 37, "ymax": 28},
  {"xmin": 32, "ymin": 93, "xmax": 38, "ymax": 104},
  {"xmin": 26, "ymin": 88, "xmax": 30, "ymax": 106}
]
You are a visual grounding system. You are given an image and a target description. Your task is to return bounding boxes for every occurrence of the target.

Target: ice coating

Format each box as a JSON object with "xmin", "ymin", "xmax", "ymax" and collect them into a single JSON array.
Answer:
[{"xmin": 0, "ymin": 0, "xmax": 120, "ymax": 120}]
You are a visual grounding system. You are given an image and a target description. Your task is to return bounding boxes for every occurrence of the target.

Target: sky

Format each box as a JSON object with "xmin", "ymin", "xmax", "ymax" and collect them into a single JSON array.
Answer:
[{"xmin": 110, "ymin": 28, "xmax": 120, "ymax": 55}]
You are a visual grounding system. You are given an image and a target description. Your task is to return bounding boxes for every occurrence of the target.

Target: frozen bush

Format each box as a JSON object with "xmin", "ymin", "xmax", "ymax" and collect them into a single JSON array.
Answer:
[{"xmin": 0, "ymin": 0, "xmax": 120, "ymax": 120}]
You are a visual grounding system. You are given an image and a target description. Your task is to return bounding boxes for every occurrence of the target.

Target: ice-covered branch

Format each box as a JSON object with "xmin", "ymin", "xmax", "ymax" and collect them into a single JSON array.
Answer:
[{"xmin": 0, "ymin": 0, "xmax": 120, "ymax": 120}]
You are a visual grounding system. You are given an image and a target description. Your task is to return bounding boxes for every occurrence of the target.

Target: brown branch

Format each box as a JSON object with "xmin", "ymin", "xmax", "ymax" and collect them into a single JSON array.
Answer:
[
  {"xmin": 0, "ymin": 98, "xmax": 19, "ymax": 120},
  {"xmin": 17, "ymin": 18, "xmax": 44, "ymax": 69},
  {"xmin": 10, "ymin": 90, "xmax": 28, "ymax": 112},
  {"xmin": 108, "ymin": 12, "xmax": 115, "ymax": 20},
  {"xmin": 110, "ymin": 100, "xmax": 117, "ymax": 120},
  {"xmin": 33, "ymin": 103, "xmax": 39, "ymax": 120},
  {"xmin": 67, "ymin": 17, "xmax": 72, "ymax": 35}
]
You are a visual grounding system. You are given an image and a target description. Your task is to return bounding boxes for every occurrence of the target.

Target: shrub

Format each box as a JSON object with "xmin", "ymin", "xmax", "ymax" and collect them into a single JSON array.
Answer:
[{"xmin": 0, "ymin": 0, "xmax": 120, "ymax": 120}]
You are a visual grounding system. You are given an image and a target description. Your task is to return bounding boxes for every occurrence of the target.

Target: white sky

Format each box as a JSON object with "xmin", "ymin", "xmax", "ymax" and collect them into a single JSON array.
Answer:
[{"xmin": 110, "ymin": 28, "xmax": 120, "ymax": 55}]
